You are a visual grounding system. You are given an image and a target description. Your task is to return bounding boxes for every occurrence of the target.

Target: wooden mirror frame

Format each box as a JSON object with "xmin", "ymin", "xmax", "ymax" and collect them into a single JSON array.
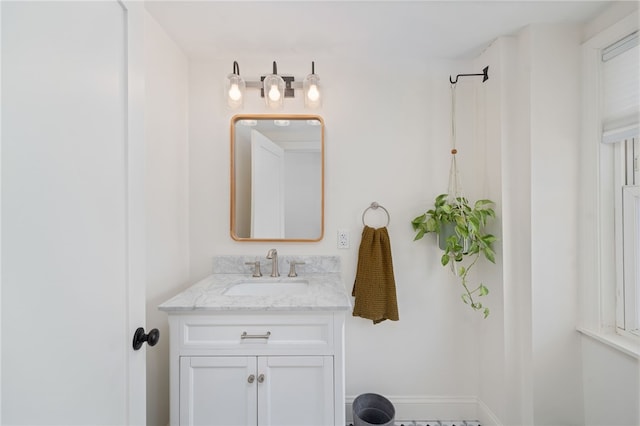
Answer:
[{"xmin": 230, "ymin": 114, "xmax": 325, "ymax": 242}]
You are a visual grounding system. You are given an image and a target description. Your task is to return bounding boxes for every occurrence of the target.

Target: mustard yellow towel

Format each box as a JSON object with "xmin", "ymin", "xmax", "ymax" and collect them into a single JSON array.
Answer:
[{"xmin": 352, "ymin": 226, "xmax": 399, "ymax": 324}]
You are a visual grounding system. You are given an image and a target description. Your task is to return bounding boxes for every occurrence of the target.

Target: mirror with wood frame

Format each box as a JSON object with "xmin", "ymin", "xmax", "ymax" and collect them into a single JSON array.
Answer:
[{"xmin": 230, "ymin": 114, "xmax": 324, "ymax": 241}]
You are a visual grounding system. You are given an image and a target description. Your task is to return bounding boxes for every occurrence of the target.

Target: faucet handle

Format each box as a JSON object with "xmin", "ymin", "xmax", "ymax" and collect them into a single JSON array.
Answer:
[
  {"xmin": 245, "ymin": 261, "xmax": 262, "ymax": 277},
  {"xmin": 287, "ymin": 261, "xmax": 306, "ymax": 277}
]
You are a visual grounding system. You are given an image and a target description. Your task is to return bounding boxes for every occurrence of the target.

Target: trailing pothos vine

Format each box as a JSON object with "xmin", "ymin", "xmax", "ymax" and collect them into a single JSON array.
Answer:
[{"xmin": 412, "ymin": 194, "xmax": 497, "ymax": 318}]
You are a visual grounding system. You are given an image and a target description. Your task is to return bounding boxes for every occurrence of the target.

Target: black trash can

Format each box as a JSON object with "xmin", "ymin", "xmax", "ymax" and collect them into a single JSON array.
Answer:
[{"xmin": 352, "ymin": 393, "xmax": 395, "ymax": 426}]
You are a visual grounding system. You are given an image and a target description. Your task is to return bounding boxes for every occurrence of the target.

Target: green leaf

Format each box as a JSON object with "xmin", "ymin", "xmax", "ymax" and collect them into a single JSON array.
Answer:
[
  {"xmin": 441, "ymin": 254, "xmax": 450, "ymax": 266},
  {"xmin": 411, "ymin": 213, "xmax": 426, "ymax": 227},
  {"xmin": 479, "ymin": 284, "xmax": 489, "ymax": 296},
  {"xmin": 468, "ymin": 216, "xmax": 480, "ymax": 232},
  {"xmin": 483, "ymin": 246, "xmax": 496, "ymax": 263},
  {"xmin": 483, "ymin": 308, "xmax": 490, "ymax": 318},
  {"xmin": 435, "ymin": 194, "xmax": 448, "ymax": 206},
  {"xmin": 482, "ymin": 234, "xmax": 497, "ymax": 244},
  {"xmin": 461, "ymin": 293, "xmax": 470, "ymax": 305},
  {"xmin": 458, "ymin": 266, "xmax": 466, "ymax": 276},
  {"xmin": 475, "ymin": 199, "xmax": 494, "ymax": 208},
  {"xmin": 413, "ymin": 229, "xmax": 426, "ymax": 241}
]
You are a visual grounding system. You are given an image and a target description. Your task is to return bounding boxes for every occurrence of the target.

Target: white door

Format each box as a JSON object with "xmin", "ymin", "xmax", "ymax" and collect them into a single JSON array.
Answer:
[
  {"xmin": 258, "ymin": 356, "xmax": 334, "ymax": 426},
  {"xmin": 251, "ymin": 130, "xmax": 285, "ymax": 239},
  {"xmin": 1, "ymin": 1, "xmax": 146, "ymax": 424},
  {"xmin": 180, "ymin": 357, "xmax": 257, "ymax": 426}
]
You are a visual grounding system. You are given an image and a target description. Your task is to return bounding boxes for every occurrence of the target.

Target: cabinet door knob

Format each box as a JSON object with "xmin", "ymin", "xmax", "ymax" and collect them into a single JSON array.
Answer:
[
  {"xmin": 247, "ymin": 374, "xmax": 255, "ymax": 384},
  {"xmin": 257, "ymin": 374, "xmax": 265, "ymax": 383}
]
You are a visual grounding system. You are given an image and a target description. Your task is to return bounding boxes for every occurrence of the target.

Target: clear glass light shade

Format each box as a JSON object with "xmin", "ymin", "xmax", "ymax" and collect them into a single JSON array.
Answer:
[
  {"xmin": 263, "ymin": 74, "xmax": 285, "ymax": 109},
  {"xmin": 303, "ymin": 73, "xmax": 321, "ymax": 108},
  {"xmin": 226, "ymin": 74, "xmax": 245, "ymax": 109}
]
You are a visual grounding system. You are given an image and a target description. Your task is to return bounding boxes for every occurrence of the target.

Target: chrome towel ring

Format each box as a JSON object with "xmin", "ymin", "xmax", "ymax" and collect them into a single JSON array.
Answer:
[{"xmin": 362, "ymin": 202, "xmax": 390, "ymax": 227}]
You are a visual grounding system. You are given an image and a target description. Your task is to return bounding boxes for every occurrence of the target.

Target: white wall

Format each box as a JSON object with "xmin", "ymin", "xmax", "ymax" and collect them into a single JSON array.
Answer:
[
  {"xmin": 144, "ymin": 12, "xmax": 190, "ymax": 426},
  {"xmin": 471, "ymin": 37, "xmax": 509, "ymax": 425},
  {"xmin": 582, "ymin": 336, "xmax": 639, "ymax": 426},
  {"xmin": 471, "ymin": 9, "xmax": 640, "ymax": 425},
  {"xmin": 468, "ymin": 23, "xmax": 586, "ymax": 426},
  {"xmin": 187, "ymin": 51, "xmax": 489, "ymax": 419},
  {"xmin": 528, "ymin": 24, "xmax": 584, "ymax": 426},
  {"xmin": 148, "ymin": 4, "xmax": 640, "ymax": 426}
]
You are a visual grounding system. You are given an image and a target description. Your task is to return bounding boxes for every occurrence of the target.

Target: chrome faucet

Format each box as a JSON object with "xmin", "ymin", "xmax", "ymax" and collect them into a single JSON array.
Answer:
[{"xmin": 266, "ymin": 248, "xmax": 279, "ymax": 277}]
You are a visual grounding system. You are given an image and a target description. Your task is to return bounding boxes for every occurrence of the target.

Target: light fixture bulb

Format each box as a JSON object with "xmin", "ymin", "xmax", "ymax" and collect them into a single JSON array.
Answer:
[
  {"xmin": 307, "ymin": 84, "xmax": 320, "ymax": 102},
  {"xmin": 303, "ymin": 66, "xmax": 321, "ymax": 109},
  {"xmin": 263, "ymin": 72, "xmax": 285, "ymax": 109},
  {"xmin": 228, "ymin": 83, "xmax": 242, "ymax": 102},
  {"xmin": 268, "ymin": 84, "xmax": 281, "ymax": 102},
  {"xmin": 226, "ymin": 62, "xmax": 245, "ymax": 109}
]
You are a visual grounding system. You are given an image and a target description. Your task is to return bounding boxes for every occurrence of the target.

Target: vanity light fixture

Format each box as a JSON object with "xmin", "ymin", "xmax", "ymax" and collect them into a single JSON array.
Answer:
[
  {"xmin": 262, "ymin": 62, "xmax": 286, "ymax": 109},
  {"xmin": 303, "ymin": 62, "xmax": 321, "ymax": 108},
  {"xmin": 226, "ymin": 60, "xmax": 322, "ymax": 110},
  {"xmin": 273, "ymin": 119, "xmax": 290, "ymax": 127},
  {"xmin": 226, "ymin": 61, "xmax": 245, "ymax": 109}
]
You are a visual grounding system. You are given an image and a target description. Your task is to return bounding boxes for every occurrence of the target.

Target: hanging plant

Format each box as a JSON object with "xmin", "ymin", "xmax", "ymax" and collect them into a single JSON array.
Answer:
[
  {"xmin": 412, "ymin": 194, "xmax": 496, "ymax": 318},
  {"xmin": 411, "ymin": 81, "xmax": 497, "ymax": 318}
]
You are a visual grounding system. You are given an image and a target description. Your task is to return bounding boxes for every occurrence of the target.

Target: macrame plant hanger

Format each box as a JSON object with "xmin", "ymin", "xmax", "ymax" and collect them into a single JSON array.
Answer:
[
  {"xmin": 446, "ymin": 66, "xmax": 489, "ymax": 206},
  {"xmin": 445, "ymin": 67, "xmax": 490, "ymax": 271},
  {"xmin": 447, "ymin": 83, "xmax": 463, "ymax": 207}
]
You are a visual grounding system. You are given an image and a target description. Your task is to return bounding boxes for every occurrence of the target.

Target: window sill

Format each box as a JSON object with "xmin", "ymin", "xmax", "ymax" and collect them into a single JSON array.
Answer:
[{"xmin": 577, "ymin": 327, "xmax": 640, "ymax": 359}]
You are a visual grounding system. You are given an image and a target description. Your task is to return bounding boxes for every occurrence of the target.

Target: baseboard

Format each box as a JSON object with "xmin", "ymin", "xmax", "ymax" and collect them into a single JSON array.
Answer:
[{"xmin": 476, "ymin": 399, "xmax": 503, "ymax": 426}]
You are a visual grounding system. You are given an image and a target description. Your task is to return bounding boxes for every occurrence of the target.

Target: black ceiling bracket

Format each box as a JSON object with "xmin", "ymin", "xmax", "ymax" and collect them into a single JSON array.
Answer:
[{"xmin": 449, "ymin": 66, "xmax": 489, "ymax": 85}]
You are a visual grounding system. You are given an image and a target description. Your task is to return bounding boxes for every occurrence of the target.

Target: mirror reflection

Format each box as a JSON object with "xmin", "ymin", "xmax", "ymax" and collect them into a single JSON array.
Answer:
[{"xmin": 231, "ymin": 115, "xmax": 324, "ymax": 241}]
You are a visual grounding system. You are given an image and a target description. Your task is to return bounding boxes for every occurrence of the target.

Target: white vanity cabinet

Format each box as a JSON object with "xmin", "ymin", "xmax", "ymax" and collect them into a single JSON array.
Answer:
[
  {"xmin": 180, "ymin": 355, "xmax": 334, "ymax": 425},
  {"xmin": 166, "ymin": 312, "xmax": 346, "ymax": 426}
]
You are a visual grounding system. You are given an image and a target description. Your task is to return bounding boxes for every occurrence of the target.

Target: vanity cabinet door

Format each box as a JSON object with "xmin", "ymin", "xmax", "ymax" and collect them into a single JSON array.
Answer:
[
  {"xmin": 257, "ymin": 356, "xmax": 334, "ymax": 426},
  {"xmin": 179, "ymin": 357, "xmax": 257, "ymax": 426}
]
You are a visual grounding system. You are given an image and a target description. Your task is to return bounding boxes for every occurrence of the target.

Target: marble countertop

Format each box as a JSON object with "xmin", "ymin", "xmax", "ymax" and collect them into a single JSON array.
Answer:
[{"xmin": 159, "ymin": 272, "xmax": 352, "ymax": 313}]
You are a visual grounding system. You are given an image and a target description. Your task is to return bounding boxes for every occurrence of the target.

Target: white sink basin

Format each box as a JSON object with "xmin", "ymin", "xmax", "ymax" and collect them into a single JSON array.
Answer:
[{"xmin": 223, "ymin": 279, "xmax": 309, "ymax": 296}]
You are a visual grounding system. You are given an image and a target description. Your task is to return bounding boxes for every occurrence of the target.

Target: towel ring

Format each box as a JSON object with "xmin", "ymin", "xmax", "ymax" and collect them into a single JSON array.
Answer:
[{"xmin": 362, "ymin": 202, "xmax": 390, "ymax": 227}]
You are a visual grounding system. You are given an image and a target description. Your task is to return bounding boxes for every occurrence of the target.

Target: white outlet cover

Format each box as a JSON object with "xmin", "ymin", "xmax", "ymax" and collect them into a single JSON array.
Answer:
[{"xmin": 337, "ymin": 229, "xmax": 350, "ymax": 248}]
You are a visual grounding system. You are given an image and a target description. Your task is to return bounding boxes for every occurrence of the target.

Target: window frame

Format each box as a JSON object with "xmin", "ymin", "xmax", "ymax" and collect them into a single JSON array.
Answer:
[
  {"xmin": 620, "ymin": 181, "xmax": 639, "ymax": 336},
  {"xmin": 578, "ymin": 11, "xmax": 640, "ymax": 356}
]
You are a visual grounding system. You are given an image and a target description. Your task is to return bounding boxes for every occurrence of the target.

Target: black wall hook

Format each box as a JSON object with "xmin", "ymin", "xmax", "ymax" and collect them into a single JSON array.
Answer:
[{"xmin": 449, "ymin": 66, "xmax": 489, "ymax": 84}]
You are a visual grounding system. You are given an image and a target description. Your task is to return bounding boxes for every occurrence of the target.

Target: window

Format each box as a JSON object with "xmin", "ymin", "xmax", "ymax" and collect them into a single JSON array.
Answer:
[
  {"xmin": 621, "ymin": 182, "xmax": 640, "ymax": 335},
  {"xmin": 601, "ymin": 30, "xmax": 639, "ymax": 337}
]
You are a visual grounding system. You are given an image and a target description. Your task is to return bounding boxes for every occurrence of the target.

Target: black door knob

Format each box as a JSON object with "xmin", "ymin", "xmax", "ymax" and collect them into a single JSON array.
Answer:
[{"xmin": 132, "ymin": 327, "xmax": 160, "ymax": 350}]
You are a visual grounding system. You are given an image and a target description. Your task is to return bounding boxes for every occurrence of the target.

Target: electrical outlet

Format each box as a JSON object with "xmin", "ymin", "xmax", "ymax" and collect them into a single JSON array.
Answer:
[{"xmin": 337, "ymin": 229, "xmax": 350, "ymax": 249}]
